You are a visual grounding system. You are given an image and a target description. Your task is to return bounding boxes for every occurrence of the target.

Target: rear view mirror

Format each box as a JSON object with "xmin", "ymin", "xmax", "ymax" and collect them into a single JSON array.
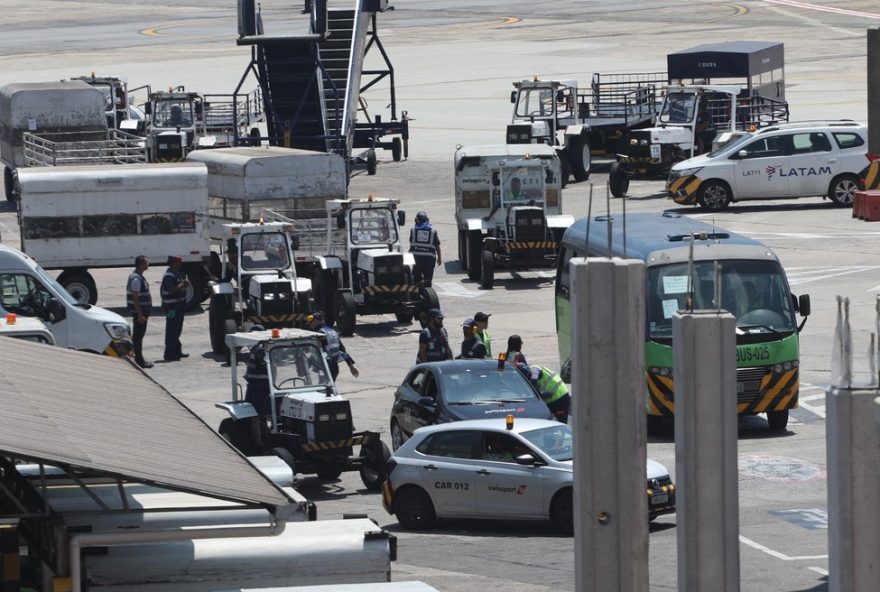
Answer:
[
  {"xmin": 47, "ymin": 298, "xmax": 66, "ymax": 324},
  {"xmin": 398, "ymin": 210, "xmax": 406, "ymax": 226},
  {"xmin": 545, "ymin": 169, "xmax": 554, "ymax": 184},
  {"xmin": 510, "ymin": 91, "xmax": 517, "ymax": 104},
  {"xmin": 289, "ymin": 235, "xmax": 300, "ymax": 250},
  {"xmin": 798, "ymin": 294, "xmax": 811, "ymax": 317},
  {"xmin": 144, "ymin": 103, "xmax": 152, "ymax": 115},
  {"xmin": 492, "ymin": 172, "xmax": 500, "ymax": 187}
]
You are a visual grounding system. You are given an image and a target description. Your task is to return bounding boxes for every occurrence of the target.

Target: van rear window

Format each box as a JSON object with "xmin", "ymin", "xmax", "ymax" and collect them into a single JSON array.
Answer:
[{"xmin": 833, "ymin": 133, "xmax": 864, "ymax": 150}]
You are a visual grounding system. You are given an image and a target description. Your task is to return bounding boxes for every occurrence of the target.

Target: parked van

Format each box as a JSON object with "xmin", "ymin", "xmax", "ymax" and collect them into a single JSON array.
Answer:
[{"xmin": 0, "ymin": 244, "xmax": 130, "ymax": 352}]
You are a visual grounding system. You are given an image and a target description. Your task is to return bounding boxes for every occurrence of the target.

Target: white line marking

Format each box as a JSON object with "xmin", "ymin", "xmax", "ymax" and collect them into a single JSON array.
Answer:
[
  {"xmin": 798, "ymin": 400, "xmax": 826, "ymax": 419},
  {"xmin": 764, "ymin": 0, "xmax": 880, "ymax": 20},
  {"xmin": 809, "ymin": 567, "xmax": 829, "ymax": 576},
  {"xmin": 800, "ymin": 393, "xmax": 826, "ymax": 402},
  {"xmin": 788, "ymin": 267, "xmax": 878, "ymax": 287},
  {"xmin": 739, "ymin": 535, "xmax": 828, "ymax": 561},
  {"xmin": 433, "ymin": 282, "xmax": 483, "ymax": 298}
]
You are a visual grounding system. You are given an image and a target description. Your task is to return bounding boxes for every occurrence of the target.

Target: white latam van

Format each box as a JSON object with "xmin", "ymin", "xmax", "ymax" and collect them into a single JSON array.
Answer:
[{"xmin": 0, "ymin": 244, "xmax": 129, "ymax": 352}]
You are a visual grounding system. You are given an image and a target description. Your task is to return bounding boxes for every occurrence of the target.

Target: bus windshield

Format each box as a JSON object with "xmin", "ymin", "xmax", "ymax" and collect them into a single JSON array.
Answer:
[{"xmin": 647, "ymin": 259, "xmax": 796, "ymax": 340}]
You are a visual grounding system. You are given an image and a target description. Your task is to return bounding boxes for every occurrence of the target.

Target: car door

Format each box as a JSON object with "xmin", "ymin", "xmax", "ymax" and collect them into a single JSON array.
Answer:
[
  {"xmin": 394, "ymin": 369, "xmax": 428, "ymax": 439},
  {"xmin": 474, "ymin": 431, "xmax": 545, "ymax": 517},
  {"xmin": 786, "ymin": 132, "xmax": 838, "ymax": 196},
  {"xmin": 731, "ymin": 134, "xmax": 790, "ymax": 198},
  {"xmin": 414, "ymin": 430, "xmax": 479, "ymax": 515}
]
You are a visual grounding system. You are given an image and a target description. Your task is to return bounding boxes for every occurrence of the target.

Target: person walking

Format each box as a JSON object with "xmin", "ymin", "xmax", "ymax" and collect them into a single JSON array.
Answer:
[
  {"xmin": 307, "ymin": 311, "xmax": 359, "ymax": 381},
  {"xmin": 127, "ymin": 255, "xmax": 153, "ymax": 368},
  {"xmin": 417, "ymin": 308, "xmax": 453, "ymax": 363},
  {"xmin": 518, "ymin": 363, "xmax": 571, "ymax": 423},
  {"xmin": 457, "ymin": 318, "xmax": 487, "ymax": 359},
  {"xmin": 408, "ymin": 211, "xmax": 441, "ymax": 286},
  {"xmin": 473, "ymin": 311, "xmax": 492, "ymax": 358},
  {"xmin": 160, "ymin": 255, "xmax": 189, "ymax": 362},
  {"xmin": 505, "ymin": 335, "xmax": 527, "ymax": 366}
]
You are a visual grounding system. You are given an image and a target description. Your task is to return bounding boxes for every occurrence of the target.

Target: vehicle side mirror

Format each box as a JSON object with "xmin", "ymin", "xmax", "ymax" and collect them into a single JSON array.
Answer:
[
  {"xmin": 556, "ymin": 90, "xmax": 565, "ymax": 103},
  {"xmin": 336, "ymin": 213, "xmax": 346, "ymax": 230},
  {"xmin": 290, "ymin": 235, "xmax": 300, "ymax": 250},
  {"xmin": 417, "ymin": 396, "xmax": 435, "ymax": 408},
  {"xmin": 144, "ymin": 103, "xmax": 152, "ymax": 115},
  {"xmin": 195, "ymin": 102, "xmax": 204, "ymax": 116},
  {"xmin": 46, "ymin": 298, "xmax": 66, "ymax": 324},
  {"xmin": 515, "ymin": 453, "xmax": 541, "ymax": 466},
  {"xmin": 545, "ymin": 169, "xmax": 554, "ymax": 184},
  {"xmin": 798, "ymin": 294, "xmax": 811, "ymax": 317},
  {"xmin": 735, "ymin": 150, "xmax": 748, "ymax": 159},
  {"xmin": 510, "ymin": 91, "xmax": 517, "ymax": 104},
  {"xmin": 492, "ymin": 171, "xmax": 500, "ymax": 187},
  {"xmin": 398, "ymin": 210, "xmax": 406, "ymax": 226}
]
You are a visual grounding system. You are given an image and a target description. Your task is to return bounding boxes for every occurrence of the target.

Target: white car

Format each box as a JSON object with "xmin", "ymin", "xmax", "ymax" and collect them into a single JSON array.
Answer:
[
  {"xmin": 381, "ymin": 418, "xmax": 675, "ymax": 533},
  {"xmin": 667, "ymin": 121, "xmax": 869, "ymax": 210}
]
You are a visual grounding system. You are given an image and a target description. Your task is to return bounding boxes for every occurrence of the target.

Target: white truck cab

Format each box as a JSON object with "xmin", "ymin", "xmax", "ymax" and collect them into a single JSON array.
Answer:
[{"xmin": 0, "ymin": 244, "xmax": 130, "ymax": 353}]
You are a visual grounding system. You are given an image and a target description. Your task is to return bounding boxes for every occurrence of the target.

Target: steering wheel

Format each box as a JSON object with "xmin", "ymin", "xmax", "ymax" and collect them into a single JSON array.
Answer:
[{"xmin": 277, "ymin": 377, "xmax": 307, "ymax": 388}]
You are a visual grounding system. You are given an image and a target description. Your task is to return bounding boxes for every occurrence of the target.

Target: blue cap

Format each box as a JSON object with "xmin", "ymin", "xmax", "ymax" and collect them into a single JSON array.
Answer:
[
  {"xmin": 462, "ymin": 318, "xmax": 475, "ymax": 328},
  {"xmin": 428, "ymin": 308, "xmax": 443, "ymax": 319}
]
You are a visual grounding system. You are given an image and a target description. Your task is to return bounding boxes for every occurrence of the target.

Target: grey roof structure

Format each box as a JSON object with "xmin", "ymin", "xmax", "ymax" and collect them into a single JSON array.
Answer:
[{"xmin": 0, "ymin": 338, "xmax": 297, "ymax": 515}]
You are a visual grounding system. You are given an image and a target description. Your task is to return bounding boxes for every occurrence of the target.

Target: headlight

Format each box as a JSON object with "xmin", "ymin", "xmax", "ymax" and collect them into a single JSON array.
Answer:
[
  {"xmin": 674, "ymin": 166, "xmax": 703, "ymax": 178},
  {"xmin": 104, "ymin": 322, "xmax": 131, "ymax": 339},
  {"xmin": 263, "ymin": 293, "xmax": 275, "ymax": 300}
]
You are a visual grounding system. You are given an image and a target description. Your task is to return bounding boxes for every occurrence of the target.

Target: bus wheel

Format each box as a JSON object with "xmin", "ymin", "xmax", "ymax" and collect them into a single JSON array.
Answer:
[{"xmin": 767, "ymin": 410, "xmax": 789, "ymax": 431}]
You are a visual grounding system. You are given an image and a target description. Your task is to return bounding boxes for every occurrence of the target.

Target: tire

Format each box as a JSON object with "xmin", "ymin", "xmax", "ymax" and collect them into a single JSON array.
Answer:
[
  {"xmin": 272, "ymin": 446, "xmax": 297, "ymax": 473},
  {"xmin": 418, "ymin": 286, "xmax": 440, "ymax": 328},
  {"xmin": 569, "ymin": 136, "xmax": 591, "ymax": 182},
  {"xmin": 360, "ymin": 439, "xmax": 391, "ymax": 492},
  {"xmin": 316, "ymin": 468, "xmax": 344, "ymax": 481},
  {"xmin": 183, "ymin": 269, "xmax": 205, "ymax": 310},
  {"xmin": 366, "ymin": 149, "xmax": 377, "ymax": 175},
  {"xmin": 209, "ymin": 295, "xmax": 229, "ymax": 355},
  {"xmin": 248, "ymin": 127, "xmax": 261, "ymax": 147},
  {"xmin": 828, "ymin": 174, "xmax": 859, "ymax": 206},
  {"xmin": 4, "ymin": 166, "xmax": 15, "ymax": 202},
  {"xmin": 458, "ymin": 229, "xmax": 467, "ymax": 270},
  {"xmin": 57, "ymin": 270, "xmax": 97, "ymax": 305},
  {"xmin": 390, "ymin": 419, "xmax": 407, "ymax": 451},
  {"xmin": 335, "ymin": 291, "xmax": 356, "ymax": 336},
  {"xmin": 609, "ymin": 161, "xmax": 629, "ymax": 198},
  {"xmin": 394, "ymin": 486, "xmax": 436, "ymax": 530},
  {"xmin": 697, "ymin": 180, "xmax": 731, "ymax": 212},
  {"xmin": 559, "ymin": 151, "xmax": 570, "ymax": 188},
  {"xmin": 550, "ymin": 488, "xmax": 574, "ymax": 534},
  {"xmin": 480, "ymin": 249, "xmax": 495, "ymax": 289},
  {"xmin": 466, "ymin": 230, "xmax": 483, "ymax": 281},
  {"xmin": 767, "ymin": 409, "xmax": 789, "ymax": 431},
  {"xmin": 219, "ymin": 418, "xmax": 255, "ymax": 456},
  {"xmin": 391, "ymin": 137, "xmax": 403, "ymax": 162},
  {"xmin": 395, "ymin": 311, "xmax": 414, "ymax": 324}
]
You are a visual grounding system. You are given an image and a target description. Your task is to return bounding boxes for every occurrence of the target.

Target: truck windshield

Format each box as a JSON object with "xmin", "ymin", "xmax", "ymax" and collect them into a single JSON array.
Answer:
[
  {"xmin": 350, "ymin": 208, "xmax": 397, "ymax": 245},
  {"xmin": 647, "ymin": 259, "xmax": 796, "ymax": 340},
  {"xmin": 240, "ymin": 232, "xmax": 290, "ymax": 271},
  {"xmin": 659, "ymin": 92, "xmax": 696, "ymax": 124},
  {"xmin": 154, "ymin": 100, "xmax": 193, "ymax": 127},
  {"xmin": 270, "ymin": 344, "xmax": 331, "ymax": 389},
  {"xmin": 502, "ymin": 166, "xmax": 544, "ymax": 204},
  {"xmin": 515, "ymin": 87, "xmax": 555, "ymax": 119}
]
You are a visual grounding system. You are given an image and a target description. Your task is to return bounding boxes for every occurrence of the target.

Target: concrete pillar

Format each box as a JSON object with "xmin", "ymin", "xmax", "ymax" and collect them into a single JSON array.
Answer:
[
  {"xmin": 673, "ymin": 310, "xmax": 740, "ymax": 592},
  {"xmin": 826, "ymin": 387, "xmax": 880, "ymax": 592},
  {"xmin": 571, "ymin": 257, "xmax": 648, "ymax": 592}
]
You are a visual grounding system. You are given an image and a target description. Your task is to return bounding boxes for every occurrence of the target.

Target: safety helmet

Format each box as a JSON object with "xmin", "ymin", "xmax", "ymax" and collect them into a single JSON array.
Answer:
[{"xmin": 415, "ymin": 211, "xmax": 428, "ymax": 224}]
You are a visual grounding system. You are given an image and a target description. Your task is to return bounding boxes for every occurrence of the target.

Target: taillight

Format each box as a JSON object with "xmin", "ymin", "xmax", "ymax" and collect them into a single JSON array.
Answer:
[{"xmin": 867, "ymin": 153, "xmax": 880, "ymax": 162}]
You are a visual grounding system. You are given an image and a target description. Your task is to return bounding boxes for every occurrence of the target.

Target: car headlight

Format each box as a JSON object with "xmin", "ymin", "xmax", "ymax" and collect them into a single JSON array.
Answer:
[
  {"xmin": 674, "ymin": 166, "xmax": 703, "ymax": 178},
  {"xmin": 104, "ymin": 322, "xmax": 131, "ymax": 340}
]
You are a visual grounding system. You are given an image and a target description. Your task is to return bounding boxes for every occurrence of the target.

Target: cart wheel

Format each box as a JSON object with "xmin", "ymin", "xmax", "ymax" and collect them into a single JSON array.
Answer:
[
  {"xmin": 395, "ymin": 311, "xmax": 414, "ymax": 324},
  {"xmin": 391, "ymin": 137, "xmax": 403, "ymax": 162},
  {"xmin": 569, "ymin": 135, "xmax": 591, "ymax": 182},
  {"xmin": 466, "ymin": 230, "xmax": 483, "ymax": 281},
  {"xmin": 366, "ymin": 149, "xmax": 377, "ymax": 175},
  {"xmin": 209, "ymin": 295, "xmax": 229, "ymax": 355},
  {"xmin": 609, "ymin": 161, "xmax": 629, "ymax": 198},
  {"xmin": 394, "ymin": 486, "xmax": 436, "ymax": 530},
  {"xmin": 360, "ymin": 439, "xmax": 391, "ymax": 492},
  {"xmin": 58, "ymin": 270, "xmax": 98, "ymax": 305},
  {"xmin": 480, "ymin": 250, "xmax": 495, "ymax": 289},
  {"xmin": 559, "ymin": 151, "xmax": 570, "ymax": 188},
  {"xmin": 335, "ymin": 291, "xmax": 357, "ymax": 336},
  {"xmin": 183, "ymin": 269, "xmax": 205, "ymax": 310}
]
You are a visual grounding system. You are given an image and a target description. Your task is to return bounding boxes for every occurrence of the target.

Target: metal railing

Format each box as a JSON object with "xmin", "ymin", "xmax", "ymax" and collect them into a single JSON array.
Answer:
[{"xmin": 23, "ymin": 129, "xmax": 147, "ymax": 167}]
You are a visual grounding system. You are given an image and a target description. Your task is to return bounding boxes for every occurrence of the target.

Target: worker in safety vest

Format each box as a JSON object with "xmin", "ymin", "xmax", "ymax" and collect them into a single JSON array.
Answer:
[
  {"xmin": 457, "ymin": 318, "xmax": 487, "ymax": 359},
  {"xmin": 160, "ymin": 255, "xmax": 189, "ymax": 361},
  {"xmin": 518, "ymin": 363, "xmax": 570, "ymax": 423},
  {"xmin": 418, "ymin": 308, "xmax": 453, "ymax": 363},
  {"xmin": 473, "ymin": 311, "xmax": 492, "ymax": 358},
  {"xmin": 408, "ymin": 211, "xmax": 442, "ymax": 286},
  {"xmin": 307, "ymin": 311, "xmax": 359, "ymax": 381}
]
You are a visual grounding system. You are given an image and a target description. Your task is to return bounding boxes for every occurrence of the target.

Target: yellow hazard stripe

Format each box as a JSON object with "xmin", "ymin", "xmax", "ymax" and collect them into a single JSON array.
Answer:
[
  {"xmin": 506, "ymin": 241, "xmax": 556, "ymax": 249},
  {"xmin": 247, "ymin": 313, "xmax": 309, "ymax": 323},
  {"xmin": 301, "ymin": 434, "xmax": 367, "ymax": 453},
  {"xmin": 646, "ymin": 374, "xmax": 675, "ymax": 414},
  {"xmin": 362, "ymin": 285, "xmax": 419, "ymax": 295},
  {"xmin": 866, "ymin": 161, "xmax": 880, "ymax": 190}
]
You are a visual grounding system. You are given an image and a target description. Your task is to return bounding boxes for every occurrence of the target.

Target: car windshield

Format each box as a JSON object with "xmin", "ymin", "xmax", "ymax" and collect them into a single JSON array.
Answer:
[
  {"xmin": 647, "ymin": 259, "xmax": 797, "ymax": 340},
  {"xmin": 438, "ymin": 366, "xmax": 538, "ymax": 404},
  {"xmin": 708, "ymin": 132, "xmax": 754, "ymax": 158},
  {"xmin": 520, "ymin": 424, "xmax": 573, "ymax": 462},
  {"xmin": 349, "ymin": 208, "xmax": 397, "ymax": 245},
  {"xmin": 240, "ymin": 232, "xmax": 290, "ymax": 271},
  {"xmin": 269, "ymin": 343, "xmax": 331, "ymax": 389}
]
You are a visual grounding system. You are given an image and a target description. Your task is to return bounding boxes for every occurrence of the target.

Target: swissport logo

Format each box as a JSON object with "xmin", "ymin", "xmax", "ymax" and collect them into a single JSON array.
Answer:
[{"xmin": 488, "ymin": 484, "xmax": 528, "ymax": 495}]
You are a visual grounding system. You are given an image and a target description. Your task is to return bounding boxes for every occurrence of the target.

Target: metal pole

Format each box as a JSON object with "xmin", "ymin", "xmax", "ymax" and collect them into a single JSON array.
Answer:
[
  {"xmin": 571, "ymin": 257, "xmax": 648, "ymax": 592},
  {"xmin": 673, "ymin": 309, "xmax": 740, "ymax": 592}
]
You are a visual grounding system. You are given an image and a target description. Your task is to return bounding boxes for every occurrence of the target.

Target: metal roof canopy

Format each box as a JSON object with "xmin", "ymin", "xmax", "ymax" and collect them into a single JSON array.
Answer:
[
  {"xmin": 667, "ymin": 41, "xmax": 784, "ymax": 84},
  {"xmin": 0, "ymin": 338, "xmax": 298, "ymax": 517}
]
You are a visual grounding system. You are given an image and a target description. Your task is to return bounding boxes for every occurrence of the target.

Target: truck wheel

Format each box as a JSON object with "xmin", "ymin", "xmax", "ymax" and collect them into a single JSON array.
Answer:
[
  {"xmin": 395, "ymin": 311, "xmax": 414, "ymax": 324},
  {"xmin": 767, "ymin": 410, "xmax": 789, "ymax": 431},
  {"xmin": 458, "ymin": 229, "xmax": 467, "ymax": 270},
  {"xmin": 360, "ymin": 439, "xmax": 391, "ymax": 492},
  {"xmin": 335, "ymin": 291, "xmax": 356, "ymax": 336},
  {"xmin": 58, "ymin": 270, "xmax": 97, "ymax": 305},
  {"xmin": 366, "ymin": 149, "xmax": 377, "ymax": 175},
  {"xmin": 183, "ymin": 269, "xmax": 205, "ymax": 310},
  {"xmin": 297, "ymin": 291, "xmax": 312, "ymax": 326},
  {"xmin": 272, "ymin": 446, "xmax": 297, "ymax": 474},
  {"xmin": 466, "ymin": 230, "xmax": 483, "ymax": 281},
  {"xmin": 609, "ymin": 161, "xmax": 629, "ymax": 197},
  {"xmin": 209, "ymin": 295, "xmax": 229, "ymax": 355},
  {"xmin": 569, "ymin": 136, "xmax": 591, "ymax": 182},
  {"xmin": 480, "ymin": 250, "xmax": 495, "ymax": 289},
  {"xmin": 219, "ymin": 418, "xmax": 255, "ymax": 455},
  {"xmin": 391, "ymin": 137, "xmax": 403, "ymax": 162},
  {"xmin": 418, "ymin": 286, "xmax": 440, "ymax": 328},
  {"xmin": 4, "ymin": 167, "xmax": 14, "ymax": 202}
]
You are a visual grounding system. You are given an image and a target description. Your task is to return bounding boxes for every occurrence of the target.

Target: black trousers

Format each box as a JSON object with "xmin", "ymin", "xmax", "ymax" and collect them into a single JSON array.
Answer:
[
  {"xmin": 163, "ymin": 305, "xmax": 185, "ymax": 359},
  {"xmin": 412, "ymin": 255, "xmax": 437, "ymax": 285},
  {"xmin": 131, "ymin": 307, "xmax": 150, "ymax": 363}
]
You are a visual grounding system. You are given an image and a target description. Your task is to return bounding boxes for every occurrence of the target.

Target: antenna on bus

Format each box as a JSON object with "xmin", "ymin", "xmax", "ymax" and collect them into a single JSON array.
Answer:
[
  {"xmin": 585, "ymin": 183, "xmax": 593, "ymax": 253},
  {"xmin": 686, "ymin": 232, "xmax": 695, "ymax": 312}
]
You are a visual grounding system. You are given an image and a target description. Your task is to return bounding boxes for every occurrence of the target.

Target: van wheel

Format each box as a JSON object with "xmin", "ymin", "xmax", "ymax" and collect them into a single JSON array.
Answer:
[
  {"xmin": 58, "ymin": 270, "xmax": 97, "ymax": 305},
  {"xmin": 570, "ymin": 136, "xmax": 591, "ymax": 182},
  {"xmin": 828, "ymin": 174, "xmax": 859, "ymax": 206},
  {"xmin": 466, "ymin": 230, "xmax": 483, "ymax": 281},
  {"xmin": 609, "ymin": 161, "xmax": 629, "ymax": 197},
  {"xmin": 697, "ymin": 180, "xmax": 731, "ymax": 212}
]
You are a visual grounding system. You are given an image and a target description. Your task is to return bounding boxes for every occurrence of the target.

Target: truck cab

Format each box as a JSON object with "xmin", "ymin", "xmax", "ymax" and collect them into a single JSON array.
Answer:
[{"xmin": 0, "ymin": 244, "xmax": 129, "ymax": 352}]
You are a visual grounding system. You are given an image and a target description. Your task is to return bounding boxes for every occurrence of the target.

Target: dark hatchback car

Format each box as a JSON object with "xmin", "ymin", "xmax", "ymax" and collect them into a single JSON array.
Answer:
[{"xmin": 390, "ymin": 359, "xmax": 556, "ymax": 450}]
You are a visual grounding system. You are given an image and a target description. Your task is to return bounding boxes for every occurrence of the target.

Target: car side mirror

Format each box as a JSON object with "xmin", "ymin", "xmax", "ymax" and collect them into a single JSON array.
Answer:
[
  {"xmin": 510, "ymin": 91, "xmax": 517, "ymax": 104},
  {"xmin": 289, "ymin": 235, "xmax": 300, "ymax": 250},
  {"xmin": 515, "ymin": 453, "xmax": 541, "ymax": 466},
  {"xmin": 144, "ymin": 103, "xmax": 152, "ymax": 115},
  {"xmin": 417, "ymin": 396, "xmax": 435, "ymax": 408},
  {"xmin": 798, "ymin": 294, "xmax": 811, "ymax": 317},
  {"xmin": 492, "ymin": 171, "xmax": 500, "ymax": 187},
  {"xmin": 545, "ymin": 169, "xmax": 554, "ymax": 184},
  {"xmin": 46, "ymin": 298, "xmax": 66, "ymax": 323},
  {"xmin": 398, "ymin": 210, "xmax": 406, "ymax": 226},
  {"xmin": 735, "ymin": 150, "xmax": 748, "ymax": 159}
]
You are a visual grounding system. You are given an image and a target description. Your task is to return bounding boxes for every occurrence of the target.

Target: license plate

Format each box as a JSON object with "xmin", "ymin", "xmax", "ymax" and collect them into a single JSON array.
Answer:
[
  {"xmin": 651, "ymin": 493, "xmax": 668, "ymax": 505},
  {"xmin": 650, "ymin": 144, "xmax": 661, "ymax": 159}
]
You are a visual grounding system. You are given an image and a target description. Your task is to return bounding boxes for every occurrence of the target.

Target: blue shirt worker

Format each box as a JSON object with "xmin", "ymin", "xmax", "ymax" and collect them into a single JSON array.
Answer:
[
  {"xmin": 457, "ymin": 318, "xmax": 487, "ymax": 359},
  {"xmin": 418, "ymin": 308, "xmax": 453, "ymax": 363},
  {"xmin": 408, "ymin": 211, "xmax": 442, "ymax": 286},
  {"xmin": 160, "ymin": 255, "xmax": 190, "ymax": 362},
  {"xmin": 519, "ymin": 364, "xmax": 571, "ymax": 423},
  {"xmin": 307, "ymin": 311, "xmax": 359, "ymax": 381},
  {"xmin": 127, "ymin": 255, "xmax": 153, "ymax": 368}
]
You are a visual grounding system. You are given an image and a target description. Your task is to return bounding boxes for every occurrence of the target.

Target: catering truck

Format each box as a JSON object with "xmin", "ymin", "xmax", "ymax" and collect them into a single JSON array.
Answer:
[{"xmin": 16, "ymin": 162, "xmax": 212, "ymax": 307}]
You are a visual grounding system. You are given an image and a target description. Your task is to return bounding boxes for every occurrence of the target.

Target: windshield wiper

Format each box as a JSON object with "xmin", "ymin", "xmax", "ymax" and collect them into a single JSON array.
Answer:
[
  {"xmin": 737, "ymin": 324, "xmax": 783, "ymax": 338},
  {"xmin": 448, "ymin": 401, "xmax": 475, "ymax": 405},
  {"xmin": 495, "ymin": 398, "xmax": 529, "ymax": 403}
]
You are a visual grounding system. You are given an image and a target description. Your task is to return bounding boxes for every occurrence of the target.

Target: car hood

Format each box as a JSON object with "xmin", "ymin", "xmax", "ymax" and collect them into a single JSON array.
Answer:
[
  {"xmin": 443, "ymin": 400, "xmax": 554, "ymax": 422},
  {"xmin": 647, "ymin": 458, "xmax": 670, "ymax": 480},
  {"xmin": 671, "ymin": 152, "xmax": 714, "ymax": 171}
]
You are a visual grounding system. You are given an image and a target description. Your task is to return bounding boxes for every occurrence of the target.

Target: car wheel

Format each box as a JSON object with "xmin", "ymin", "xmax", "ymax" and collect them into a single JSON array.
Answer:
[
  {"xmin": 767, "ymin": 409, "xmax": 789, "ymax": 431},
  {"xmin": 395, "ymin": 486, "xmax": 436, "ymax": 530},
  {"xmin": 828, "ymin": 174, "xmax": 859, "ymax": 206},
  {"xmin": 390, "ymin": 420, "xmax": 407, "ymax": 451},
  {"xmin": 550, "ymin": 488, "xmax": 574, "ymax": 534},
  {"xmin": 697, "ymin": 180, "xmax": 731, "ymax": 212},
  {"xmin": 360, "ymin": 439, "xmax": 391, "ymax": 492}
]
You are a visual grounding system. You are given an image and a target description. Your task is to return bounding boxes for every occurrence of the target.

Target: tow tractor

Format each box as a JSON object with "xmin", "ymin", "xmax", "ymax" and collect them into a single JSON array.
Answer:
[
  {"xmin": 216, "ymin": 328, "xmax": 389, "ymax": 491},
  {"xmin": 208, "ymin": 221, "xmax": 313, "ymax": 355}
]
